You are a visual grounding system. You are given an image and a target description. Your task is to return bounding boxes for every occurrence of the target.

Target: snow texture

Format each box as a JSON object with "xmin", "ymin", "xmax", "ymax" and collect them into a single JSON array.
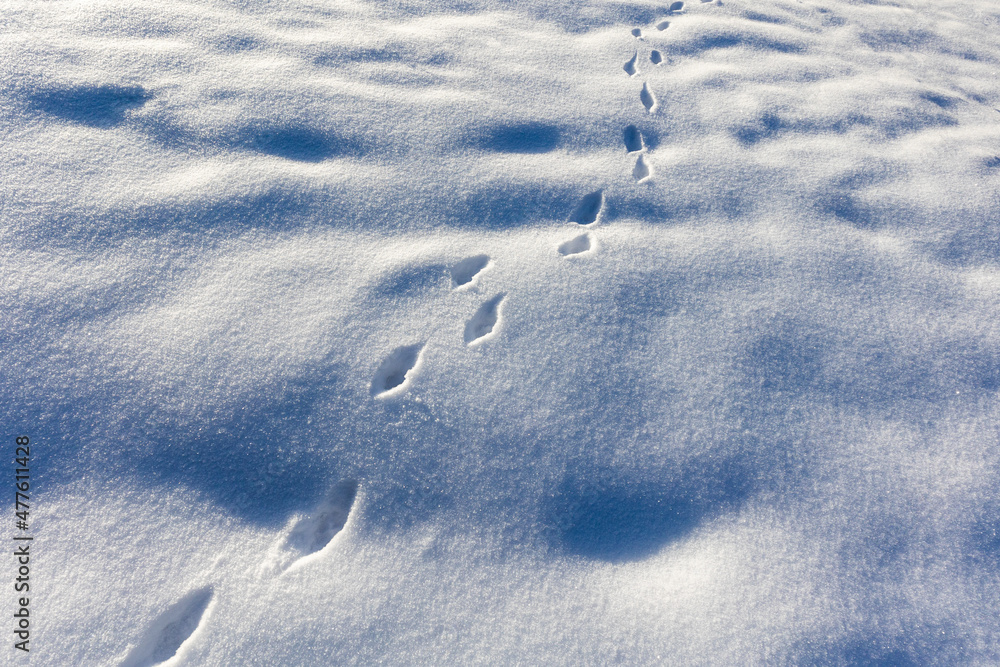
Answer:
[{"xmin": 4, "ymin": 0, "xmax": 1000, "ymax": 663}]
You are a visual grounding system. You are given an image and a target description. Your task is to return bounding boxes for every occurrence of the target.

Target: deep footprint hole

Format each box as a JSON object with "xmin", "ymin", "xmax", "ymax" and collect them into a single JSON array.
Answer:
[
  {"xmin": 372, "ymin": 344, "xmax": 424, "ymax": 396},
  {"xmin": 121, "ymin": 587, "xmax": 213, "ymax": 667},
  {"xmin": 465, "ymin": 294, "xmax": 506, "ymax": 344},
  {"xmin": 570, "ymin": 190, "xmax": 604, "ymax": 225},
  {"xmin": 623, "ymin": 52, "xmax": 638, "ymax": 76},
  {"xmin": 623, "ymin": 125, "xmax": 643, "ymax": 152},
  {"xmin": 452, "ymin": 254, "xmax": 491, "ymax": 287},
  {"xmin": 283, "ymin": 479, "xmax": 359, "ymax": 566},
  {"xmin": 640, "ymin": 83, "xmax": 656, "ymax": 113}
]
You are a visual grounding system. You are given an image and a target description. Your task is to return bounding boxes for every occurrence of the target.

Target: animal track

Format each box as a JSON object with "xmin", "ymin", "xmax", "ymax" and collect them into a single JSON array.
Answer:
[
  {"xmin": 371, "ymin": 344, "xmax": 424, "ymax": 396},
  {"xmin": 650, "ymin": 50, "xmax": 663, "ymax": 65},
  {"xmin": 623, "ymin": 52, "xmax": 638, "ymax": 77},
  {"xmin": 559, "ymin": 233, "xmax": 593, "ymax": 256},
  {"xmin": 623, "ymin": 125, "xmax": 644, "ymax": 153},
  {"xmin": 569, "ymin": 190, "xmax": 604, "ymax": 225},
  {"xmin": 633, "ymin": 155, "xmax": 651, "ymax": 181},
  {"xmin": 465, "ymin": 294, "xmax": 506, "ymax": 345},
  {"xmin": 276, "ymin": 480, "xmax": 358, "ymax": 572},
  {"xmin": 631, "ymin": 28, "xmax": 643, "ymax": 39},
  {"xmin": 669, "ymin": 1, "xmax": 685, "ymax": 12},
  {"xmin": 452, "ymin": 254, "xmax": 490, "ymax": 288},
  {"xmin": 640, "ymin": 83, "xmax": 657, "ymax": 113},
  {"xmin": 656, "ymin": 20, "xmax": 671, "ymax": 30},
  {"xmin": 121, "ymin": 587, "xmax": 213, "ymax": 667}
]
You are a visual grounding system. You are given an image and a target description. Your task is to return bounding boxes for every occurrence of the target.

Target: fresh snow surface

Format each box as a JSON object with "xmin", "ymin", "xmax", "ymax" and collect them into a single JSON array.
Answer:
[{"xmin": 3, "ymin": 0, "xmax": 1000, "ymax": 663}]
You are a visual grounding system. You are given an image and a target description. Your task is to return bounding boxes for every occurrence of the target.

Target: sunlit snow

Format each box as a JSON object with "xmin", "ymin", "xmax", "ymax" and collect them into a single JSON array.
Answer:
[{"xmin": 4, "ymin": 0, "xmax": 1000, "ymax": 663}]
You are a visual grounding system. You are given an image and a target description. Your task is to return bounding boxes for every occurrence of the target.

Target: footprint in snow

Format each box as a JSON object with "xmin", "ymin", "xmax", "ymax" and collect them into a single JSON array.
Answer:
[
  {"xmin": 465, "ymin": 294, "xmax": 506, "ymax": 345},
  {"xmin": 274, "ymin": 480, "xmax": 358, "ymax": 573},
  {"xmin": 371, "ymin": 343, "xmax": 424, "ymax": 397},
  {"xmin": 668, "ymin": 1, "xmax": 685, "ymax": 12},
  {"xmin": 656, "ymin": 20, "xmax": 671, "ymax": 30},
  {"xmin": 640, "ymin": 83, "xmax": 657, "ymax": 113},
  {"xmin": 623, "ymin": 125, "xmax": 644, "ymax": 153},
  {"xmin": 631, "ymin": 28, "xmax": 644, "ymax": 39},
  {"xmin": 569, "ymin": 190, "xmax": 605, "ymax": 225},
  {"xmin": 559, "ymin": 233, "xmax": 594, "ymax": 257},
  {"xmin": 623, "ymin": 52, "xmax": 639, "ymax": 77},
  {"xmin": 120, "ymin": 587, "xmax": 214, "ymax": 667},
  {"xmin": 451, "ymin": 254, "xmax": 491, "ymax": 288},
  {"xmin": 633, "ymin": 154, "xmax": 652, "ymax": 182},
  {"xmin": 650, "ymin": 50, "xmax": 663, "ymax": 65}
]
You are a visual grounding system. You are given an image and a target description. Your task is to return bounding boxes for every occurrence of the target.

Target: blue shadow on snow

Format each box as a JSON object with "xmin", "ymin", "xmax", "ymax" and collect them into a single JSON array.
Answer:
[
  {"xmin": 237, "ymin": 123, "xmax": 372, "ymax": 162},
  {"xmin": 477, "ymin": 123, "xmax": 562, "ymax": 154},
  {"xmin": 547, "ymin": 459, "xmax": 756, "ymax": 563},
  {"xmin": 30, "ymin": 83, "xmax": 150, "ymax": 127}
]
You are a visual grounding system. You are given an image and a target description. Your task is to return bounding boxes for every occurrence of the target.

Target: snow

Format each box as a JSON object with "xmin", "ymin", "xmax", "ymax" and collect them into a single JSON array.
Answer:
[{"xmin": 3, "ymin": 0, "xmax": 1000, "ymax": 663}]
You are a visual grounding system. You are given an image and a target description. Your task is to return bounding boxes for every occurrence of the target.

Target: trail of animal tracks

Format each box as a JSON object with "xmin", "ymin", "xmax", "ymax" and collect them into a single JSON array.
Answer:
[{"xmin": 4, "ymin": 0, "xmax": 1000, "ymax": 663}]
